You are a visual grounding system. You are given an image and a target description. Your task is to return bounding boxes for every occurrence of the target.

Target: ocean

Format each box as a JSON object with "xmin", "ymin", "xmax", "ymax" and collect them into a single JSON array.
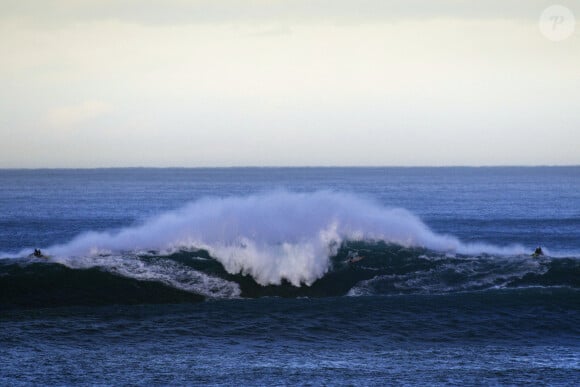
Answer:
[{"xmin": 1, "ymin": 167, "xmax": 579, "ymax": 385}]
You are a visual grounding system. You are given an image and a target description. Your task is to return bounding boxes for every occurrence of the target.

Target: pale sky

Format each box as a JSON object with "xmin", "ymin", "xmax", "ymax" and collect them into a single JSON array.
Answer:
[{"xmin": 0, "ymin": 0, "xmax": 578, "ymax": 167}]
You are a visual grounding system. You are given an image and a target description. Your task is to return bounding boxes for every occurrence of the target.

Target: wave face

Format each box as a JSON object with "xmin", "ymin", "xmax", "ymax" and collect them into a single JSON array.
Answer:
[
  {"xmin": 1, "ymin": 191, "xmax": 578, "ymax": 309},
  {"xmin": 1, "ymin": 243, "xmax": 579, "ymax": 309}
]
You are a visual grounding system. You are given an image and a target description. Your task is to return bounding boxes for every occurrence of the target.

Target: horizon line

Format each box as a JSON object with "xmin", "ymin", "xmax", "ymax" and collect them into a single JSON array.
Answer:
[{"xmin": 1, "ymin": 164, "xmax": 579, "ymax": 171}]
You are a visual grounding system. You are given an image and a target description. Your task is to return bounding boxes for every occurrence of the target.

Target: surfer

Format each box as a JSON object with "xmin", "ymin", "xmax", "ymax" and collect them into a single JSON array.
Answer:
[
  {"xmin": 346, "ymin": 251, "xmax": 365, "ymax": 264},
  {"xmin": 532, "ymin": 246, "xmax": 544, "ymax": 257},
  {"xmin": 32, "ymin": 249, "xmax": 45, "ymax": 258}
]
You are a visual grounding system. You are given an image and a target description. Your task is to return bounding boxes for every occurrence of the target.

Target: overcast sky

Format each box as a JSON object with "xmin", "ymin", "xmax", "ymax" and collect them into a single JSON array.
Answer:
[{"xmin": 1, "ymin": 0, "xmax": 578, "ymax": 167}]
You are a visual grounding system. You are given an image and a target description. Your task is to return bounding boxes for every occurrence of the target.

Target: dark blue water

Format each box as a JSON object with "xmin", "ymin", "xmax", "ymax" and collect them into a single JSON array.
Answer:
[{"xmin": 1, "ymin": 167, "xmax": 579, "ymax": 385}]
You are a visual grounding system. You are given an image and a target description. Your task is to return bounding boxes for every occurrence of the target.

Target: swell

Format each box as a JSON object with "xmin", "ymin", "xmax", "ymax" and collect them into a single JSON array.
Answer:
[{"xmin": 0, "ymin": 260, "xmax": 204, "ymax": 310}]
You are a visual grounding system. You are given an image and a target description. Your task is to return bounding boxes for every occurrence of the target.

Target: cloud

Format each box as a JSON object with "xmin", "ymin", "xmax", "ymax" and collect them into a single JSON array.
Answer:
[
  {"xmin": 0, "ymin": 1, "xmax": 577, "ymax": 167},
  {"xmin": 46, "ymin": 100, "xmax": 112, "ymax": 130},
  {"xmin": 1, "ymin": 0, "xmax": 577, "ymax": 27}
]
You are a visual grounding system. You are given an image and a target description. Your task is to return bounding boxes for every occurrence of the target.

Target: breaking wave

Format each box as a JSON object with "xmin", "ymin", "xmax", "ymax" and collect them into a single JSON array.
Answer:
[
  {"xmin": 2, "ymin": 191, "xmax": 578, "ymax": 309},
  {"xmin": 12, "ymin": 191, "xmax": 532, "ymax": 286}
]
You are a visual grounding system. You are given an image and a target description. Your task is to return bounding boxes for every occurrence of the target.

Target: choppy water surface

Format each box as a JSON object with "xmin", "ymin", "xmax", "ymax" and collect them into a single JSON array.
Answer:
[{"xmin": 1, "ymin": 167, "xmax": 579, "ymax": 385}]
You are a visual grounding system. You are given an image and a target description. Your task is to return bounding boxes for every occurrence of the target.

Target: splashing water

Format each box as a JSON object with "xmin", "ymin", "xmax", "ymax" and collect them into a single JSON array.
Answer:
[{"xmin": 15, "ymin": 191, "xmax": 531, "ymax": 287}]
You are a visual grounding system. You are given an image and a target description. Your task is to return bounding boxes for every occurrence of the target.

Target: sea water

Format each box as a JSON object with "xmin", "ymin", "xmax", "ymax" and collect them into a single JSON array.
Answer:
[{"xmin": 1, "ymin": 167, "xmax": 579, "ymax": 385}]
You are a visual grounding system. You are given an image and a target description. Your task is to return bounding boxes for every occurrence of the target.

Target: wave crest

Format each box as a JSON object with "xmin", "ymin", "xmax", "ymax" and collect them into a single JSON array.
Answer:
[{"xmin": 37, "ymin": 191, "xmax": 526, "ymax": 286}]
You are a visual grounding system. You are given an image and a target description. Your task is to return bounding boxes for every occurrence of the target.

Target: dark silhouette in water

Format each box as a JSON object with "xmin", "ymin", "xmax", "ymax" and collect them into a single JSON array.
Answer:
[
  {"xmin": 33, "ymin": 249, "xmax": 43, "ymax": 258},
  {"xmin": 346, "ymin": 250, "xmax": 365, "ymax": 264},
  {"xmin": 532, "ymin": 246, "xmax": 544, "ymax": 257}
]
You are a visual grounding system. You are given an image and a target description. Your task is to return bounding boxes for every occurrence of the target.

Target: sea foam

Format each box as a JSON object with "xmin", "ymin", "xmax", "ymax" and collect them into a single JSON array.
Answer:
[{"xmin": 38, "ymin": 191, "xmax": 526, "ymax": 286}]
